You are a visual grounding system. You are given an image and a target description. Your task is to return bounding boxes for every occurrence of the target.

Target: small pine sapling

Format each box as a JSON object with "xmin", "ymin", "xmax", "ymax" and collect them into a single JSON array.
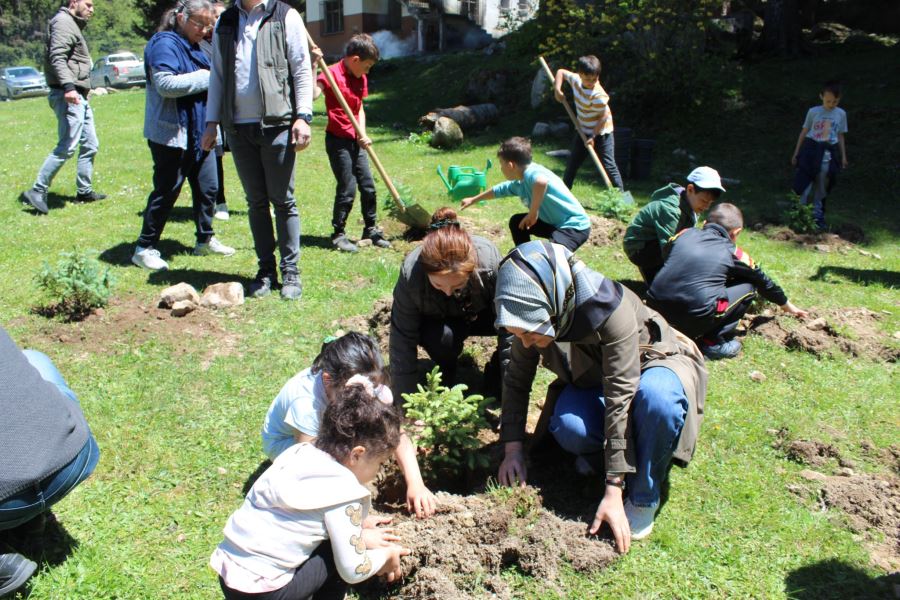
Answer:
[{"xmin": 34, "ymin": 250, "xmax": 115, "ymax": 319}]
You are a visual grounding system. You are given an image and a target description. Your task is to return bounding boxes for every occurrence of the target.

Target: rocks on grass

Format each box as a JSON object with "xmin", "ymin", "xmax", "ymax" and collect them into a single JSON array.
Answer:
[
  {"xmin": 170, "ymin": 300, "xmax": 197, "ymax": 317},
  {"xmin": 430, "ymin": 116, "xmax": 463, "ymax": 149},
  {"xmin": 200, "ymin": 282, "xmax": 245, "ymax": 309},
  {"xmin": 159, "ymin": 282, "xmax": 200, "ymax": 309}
]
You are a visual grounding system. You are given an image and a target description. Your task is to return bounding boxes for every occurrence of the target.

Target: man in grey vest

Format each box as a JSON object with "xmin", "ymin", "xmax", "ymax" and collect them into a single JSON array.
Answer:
[
  {"xmin": 202, "ymin": 0, "xmax": 313, "ymax": 300},
  {"xmin": 21, "ymin": 0, "xmax": 106, "ymax": 215},
  {"xmin": 0, "ymin": 327, "xmax": 100, "ymax": 596}
]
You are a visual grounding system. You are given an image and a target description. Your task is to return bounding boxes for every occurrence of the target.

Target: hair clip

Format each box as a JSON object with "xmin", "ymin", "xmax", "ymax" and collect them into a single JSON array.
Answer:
[{"xmin": 428, "ymin": 218, "xmax": 460, "ymax": 231}]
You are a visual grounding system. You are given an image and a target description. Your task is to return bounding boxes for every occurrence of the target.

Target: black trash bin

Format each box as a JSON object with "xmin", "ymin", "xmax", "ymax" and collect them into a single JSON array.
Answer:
[{"xmin": 631, "ymin": 138, "xmax": 656, "ymax": 180}]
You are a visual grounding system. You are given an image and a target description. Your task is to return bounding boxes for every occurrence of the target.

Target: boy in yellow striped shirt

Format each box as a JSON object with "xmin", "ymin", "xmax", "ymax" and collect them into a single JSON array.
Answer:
[{"xmin": 553, "ymin": 55, "xmax": 624, "ymax": 190}]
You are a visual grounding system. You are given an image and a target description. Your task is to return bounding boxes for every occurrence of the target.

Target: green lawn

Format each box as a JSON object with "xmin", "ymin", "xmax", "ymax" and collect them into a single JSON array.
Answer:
[{"xmin": 0, "ymin": 41, "xmax": 897, "ymax": 599}]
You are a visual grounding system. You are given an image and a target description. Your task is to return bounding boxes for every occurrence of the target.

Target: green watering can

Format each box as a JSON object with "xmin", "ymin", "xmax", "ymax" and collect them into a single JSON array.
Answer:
[{"xmin": 437, "ymin": 159, "xmax": 493, "ymax": 202}]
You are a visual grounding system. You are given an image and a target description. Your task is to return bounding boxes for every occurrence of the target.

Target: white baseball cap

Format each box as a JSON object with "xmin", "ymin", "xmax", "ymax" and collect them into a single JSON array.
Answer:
[{"xmin": 686, "ymin": 166, "xmax": 726, "ymax": 192}]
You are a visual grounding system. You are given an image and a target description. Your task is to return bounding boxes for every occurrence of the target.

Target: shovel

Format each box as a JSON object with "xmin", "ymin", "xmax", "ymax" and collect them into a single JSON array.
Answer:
[
  {"xmin": 316, "ymin": 57, "xmax": 432, "ymax": 229},
  {"xmin": 538, "ymin": 56, "xmax": 634, "ymax": 205}
]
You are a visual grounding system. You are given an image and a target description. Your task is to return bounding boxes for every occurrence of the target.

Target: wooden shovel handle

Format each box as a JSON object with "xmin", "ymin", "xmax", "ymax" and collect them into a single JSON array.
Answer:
[
  {"xmin": 538, "ymin": 56, "xmax": 613, "ymax": 190},
  {"xmin": 316, "ymin": 57, "xmax": 406, "ymax": 211}
]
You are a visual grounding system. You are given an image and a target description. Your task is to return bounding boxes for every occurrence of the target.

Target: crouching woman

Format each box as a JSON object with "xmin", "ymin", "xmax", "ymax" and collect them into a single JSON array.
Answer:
[{"xmin": 494, "ymin": 241, "xmax": 707, "ymax": 553}]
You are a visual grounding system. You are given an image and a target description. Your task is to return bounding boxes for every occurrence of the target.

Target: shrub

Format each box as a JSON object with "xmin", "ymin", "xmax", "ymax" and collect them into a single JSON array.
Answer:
[
  {"xmin": 783, "ymin": 197, "xmax": 819, "ymax": 234},
  {"xmin": 592, "ymin": 189, "xmax": 635, "ymax": 222},
  {"xmin": 402, "ymin": 366, "xmax": 492, "ymax": 474},
  {"xmin": 35, "ymin": 251, "xmax": 114, "ymax": 319}
]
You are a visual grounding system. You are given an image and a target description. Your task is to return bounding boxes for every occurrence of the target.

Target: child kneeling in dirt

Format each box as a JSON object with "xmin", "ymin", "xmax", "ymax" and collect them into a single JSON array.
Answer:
[
  {"xmin": 790, "ymin": 80, "xmax": 849, "ymax": 231},
  {"xmin": 623, "ymin": 166, "xmax": 724, "ymax": 285},
  {"xmin": 212, "ymin": 384, "xmax": 411, "ymax": 599},
  {"xmin": 460, "ymin": 136, "xmax": 591, "ymax": 252},
  {"xmin": 317, "ymin": 33, "xmax": 390, "ymax": 253},
  {"xmin": 647, "ymin": 203, "xmax": 808, "ymax": 360},
  {"xmin": 261, "ymin": 332, "xmax": 437, "ymax": 518}
]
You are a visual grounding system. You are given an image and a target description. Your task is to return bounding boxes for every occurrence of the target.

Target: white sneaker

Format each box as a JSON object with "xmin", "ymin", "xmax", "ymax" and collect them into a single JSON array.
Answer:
[
  {"xmin": 624, "ymin": 499, "xmax": 657, "ymax": 540},
  {"xmin": 132, "ymin": 246, "xmax": 169, "ymax": 271},
  {"xmin": 194, "ymin": 237, "xmax": 235, "ymax": 257},
  {"xmin": 213, "ymin": 203, "xmax": 229, "ymax": 220}
]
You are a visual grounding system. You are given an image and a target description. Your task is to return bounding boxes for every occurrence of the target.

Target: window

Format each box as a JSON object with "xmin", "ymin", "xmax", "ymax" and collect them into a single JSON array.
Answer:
[{"xmin": 321, "ymin": 0, "xmax": 343, "ymax": 34}]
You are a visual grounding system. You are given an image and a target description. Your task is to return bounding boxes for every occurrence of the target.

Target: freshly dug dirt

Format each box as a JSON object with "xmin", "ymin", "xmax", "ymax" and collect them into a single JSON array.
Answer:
[
  {"xmin": 743, "ymin": 308, "xmax": 899, "ymax": 362},
  {"xmin": 785, "ymin": 439, "xmax": 842, "ymax": 467},
  {"xmin": 359, "ymin": 488, "xmax": 617, "ymax": 599},
  {"xmin": 755, "ymin": 224, "xmax": 862, "ymax": 251},
  {"xmin": 15, "ymin": 295, "xmax": 241, "ymax": 369},
  {"xmin": 588, "ymin": 215, "xmax": 626, "ymax": 247},
  {"xmin": 331, "ymin": 297, "xmax": 393, "ymax": 357}
]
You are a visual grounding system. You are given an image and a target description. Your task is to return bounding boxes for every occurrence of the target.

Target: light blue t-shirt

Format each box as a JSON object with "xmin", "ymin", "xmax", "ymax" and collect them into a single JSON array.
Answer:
[
  {"xmin": 261, "ymin": 368, "xmax": 327, "ymax": 460},
  {"xmin": 492, "ymin": 162, "xmax": 590, "ymax": 231},
  {"xmin": 803, "ymin": 105, "xmax": 848, "ymax": 146}
]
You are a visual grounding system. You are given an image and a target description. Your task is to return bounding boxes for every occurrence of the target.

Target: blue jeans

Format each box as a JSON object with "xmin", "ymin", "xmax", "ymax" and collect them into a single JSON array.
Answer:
[
  {"xmin": 0, "ymin": 351, "xmax": 100, "ymax": 530},
  {"xmin": 34, "ymin": 89, "xmax": 99, "ymax": 195},
  {"xmin": 228, "ymin": 123, "xmax": 300, "ymax": 276},
  {"xmin": 549, "ymin": 366, "xmax": 687, "ymax": 507}
]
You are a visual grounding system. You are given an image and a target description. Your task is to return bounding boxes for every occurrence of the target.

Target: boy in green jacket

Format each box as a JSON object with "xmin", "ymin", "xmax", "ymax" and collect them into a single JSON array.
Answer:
[{"xmin": 623, "ymin": 166, "xmax": 724, "ymax": 284}]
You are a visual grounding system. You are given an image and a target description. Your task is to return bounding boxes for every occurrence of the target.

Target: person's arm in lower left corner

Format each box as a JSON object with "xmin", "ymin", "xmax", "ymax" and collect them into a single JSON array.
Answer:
[{"xmin": 394, "ymin": 433, "xmax": 436, "ymax": 518}]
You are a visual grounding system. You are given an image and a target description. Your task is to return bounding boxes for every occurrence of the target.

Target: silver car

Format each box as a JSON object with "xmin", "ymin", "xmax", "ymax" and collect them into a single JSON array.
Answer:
[
  {"xmin": 90, "ymin": 52, "xmax": 145, "ymax": 89},
  {"xmin": 0, "ymin": 66, "xmax": 49, "ymax": 100}
]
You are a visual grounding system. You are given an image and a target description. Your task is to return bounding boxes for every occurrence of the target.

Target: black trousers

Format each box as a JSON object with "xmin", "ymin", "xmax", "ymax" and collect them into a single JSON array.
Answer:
[
  {"xmin": 420, "ymin": 308, "xmax": 496, "ymax": 385},
  {"xmin": 218, "ymin": 543, "xmax": 347, "ymax": 600},
  {"xmin": 509, "ymin": 214, "xmax": 590, "ymax": 252},
  {"xmin": 138, "ymin": 141, "xmax": 216, "ymax": 248},
  {"xmin": 625, "ymin": 243, "xmax": 664, "ymax": 285},
  {"xmin": 664, "ymin": 283, "xmax": 757, "ymax": 342},
  {"xmin": 325, "ymin": 132, "xmax": 377, "ymax": 236},
  {"xmin": 563, "ymin": 132, "xmax": 624, "ymax": 190}
]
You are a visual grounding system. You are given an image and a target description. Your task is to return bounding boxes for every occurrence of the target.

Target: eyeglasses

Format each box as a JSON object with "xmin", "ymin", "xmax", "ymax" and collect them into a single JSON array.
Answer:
[{"xmin": 188, "ymin": 18, "xmax": 214, "ymax": 32}]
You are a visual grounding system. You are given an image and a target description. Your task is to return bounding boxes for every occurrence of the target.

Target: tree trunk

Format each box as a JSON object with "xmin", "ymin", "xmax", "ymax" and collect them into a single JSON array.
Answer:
[{"xmin": 760, "ymin": 0, "xmax": 804, "ymax": 55}]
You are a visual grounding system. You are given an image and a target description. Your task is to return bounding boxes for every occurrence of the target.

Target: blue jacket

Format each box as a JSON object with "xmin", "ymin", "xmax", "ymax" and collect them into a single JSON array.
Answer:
[{"xmin": 143, "ymin": 31, "xmax": 210, "ymax": 150}]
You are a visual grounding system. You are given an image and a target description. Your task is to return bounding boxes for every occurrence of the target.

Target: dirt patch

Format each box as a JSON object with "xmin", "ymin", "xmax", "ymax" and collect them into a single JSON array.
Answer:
[
  {"xmin": 785, "ymin": 440, "xmax": 842, "ymax": 467},
  {"xmin": 755, "ymin": 223, "xmax": 862, "ymax": 252},
  {"xmin": 359, "ymin": 488, "xmax": 616, "ymax": 599},
  {"xmin": 17, "ymin": 295, "xmax": 241, "ymax": 369},
  {"xmin": 743, "ymin": 308, "xmax": 899, "ymax": 362},
  {"xmin": 588, "ymin": 215, "xmax": 626, "ymax": 247},
  {"xmin": 332, "ymin": 297, "xmax": 393, "ymax": 357},
  {"xmin": 822, "ymin": 473, "xmax": 900, "ymax": 572}
]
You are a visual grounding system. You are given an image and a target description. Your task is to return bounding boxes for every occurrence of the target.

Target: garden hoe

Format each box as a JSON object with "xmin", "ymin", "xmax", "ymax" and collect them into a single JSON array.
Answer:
[
  {"xmin": 316, "ymin": 57, "xmax": 432, "ymax": 230},
  {"xmin": 538, "ymin": 56, "xmax": 634, "ymax": 205}
]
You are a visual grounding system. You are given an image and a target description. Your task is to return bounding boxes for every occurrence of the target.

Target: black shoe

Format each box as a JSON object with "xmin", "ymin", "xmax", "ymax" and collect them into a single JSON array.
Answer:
[
  {"xmin": 248, "ymin": 271, "xmax": 278, "ymax": 298},
  {"xmin": 280, "ymin": 272, "xmax": 302, "ymax": 301},
  {"xmin": 21, "ymin": 189, "xmax": 48, "ymax": 214},
  {"xmin": 331, "ymin": 233, "xmax": 358, "ymax": 253},
  {"xmin": 75, "ymin": 190, "xmax": 107, "ymax": 203},
  {"xmin": 0, "ymin": 553, "xmax": 37, "ymax": 597},
  {"xmin": 362, "ymin": 227, "xmax": 391, "ymax": 248}
]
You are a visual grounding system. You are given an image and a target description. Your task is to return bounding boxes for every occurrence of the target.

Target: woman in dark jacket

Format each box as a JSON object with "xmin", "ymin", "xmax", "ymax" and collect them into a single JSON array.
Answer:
[
  {"xmin": 389, "ymin": 207, "xmax": 511, "ymax": 400},
  {"xmin": 494, "ymin": 241, "xmax": 707, "ymax": 553},
  {"xmin": 131, "ymin": 0, "xmax": 234, "ymax": 271}
]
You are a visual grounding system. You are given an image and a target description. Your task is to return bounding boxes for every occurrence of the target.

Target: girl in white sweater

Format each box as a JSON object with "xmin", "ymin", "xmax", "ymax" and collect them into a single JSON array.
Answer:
[{"xmin": 212, "ymin": 383, "xmax": 410, "ymax": 599}]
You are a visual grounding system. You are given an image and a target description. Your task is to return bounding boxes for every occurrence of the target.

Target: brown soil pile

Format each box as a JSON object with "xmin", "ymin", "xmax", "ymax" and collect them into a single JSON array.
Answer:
[
  {"xmin": 743, "ymin": 308, "xmax": 899, "ymax": 362},
  {"xmin": 756, "ymin": 224, "xmax": 863, "ymax": 251},
  {"xmin": 16, "ymin": 295, "xmax": 240, "ymax": 369},
  {"xmin": 359, "ymin": 488, "xmax": 616, "ymax": 599},
  {"xmin": 822, "ymin": 473, "xmax": 900, "ymax": 571},
  {"xmin": 588, "ymin": 215, "xmax": 626, "ymax": 247},
  {"xmin": 785, "ymin": 440, "xmax": 842, "ymax": 467},
  {"xmin": 331, "ymin": 297, "xmax": 393, "ymax": 357}
]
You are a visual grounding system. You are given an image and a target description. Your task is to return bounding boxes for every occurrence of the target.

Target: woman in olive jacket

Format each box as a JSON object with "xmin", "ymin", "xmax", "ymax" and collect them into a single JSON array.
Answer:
[{"xmin": 495, "ymin": 241, "xmax": 706, "ymax": 553}]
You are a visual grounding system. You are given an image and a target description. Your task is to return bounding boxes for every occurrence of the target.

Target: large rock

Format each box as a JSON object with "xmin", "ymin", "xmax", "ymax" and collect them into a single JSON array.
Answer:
[
  {"xmin": 430, "ymin": 117, "xmax": 463, "ymax": 149},
  {"xmin": 531, "ymin": 122, "xmax": 551, "ymax": 138},
  {"xmin": 171, "ymin": 300, "xmax": 198, "ymax": 317},
  {"xmin": 200, "ymin": 282, "xmax": 245, "ymax": 309},
  {"xmin": 159, "ymin": 282, "xmax": 200, "ymax": 308},
  {"xmin": 530, "ymin": 67, "xmax": 549, "ymax": 108}
]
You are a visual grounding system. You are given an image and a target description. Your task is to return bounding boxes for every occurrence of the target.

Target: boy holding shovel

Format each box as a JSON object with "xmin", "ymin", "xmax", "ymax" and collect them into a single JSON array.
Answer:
[
  {"xmin": 554, "ymin": 55, "xmax": 624, "ymax": 190},
  {"xmin": 317, "ymin": 33, "xmax": 391, "ymax": 253}
]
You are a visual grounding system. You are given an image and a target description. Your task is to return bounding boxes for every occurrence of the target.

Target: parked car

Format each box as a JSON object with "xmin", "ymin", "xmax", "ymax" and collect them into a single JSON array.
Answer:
[
  {"xmin": 90, "ymin": 53, "xmax": 145, "ymax": 89},
  {"xmin": 0, "ymin": 66, "xmax": 49, "ymax": 100}
]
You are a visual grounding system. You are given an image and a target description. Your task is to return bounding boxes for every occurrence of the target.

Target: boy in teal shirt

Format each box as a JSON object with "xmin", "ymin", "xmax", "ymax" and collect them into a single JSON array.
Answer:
[{"xmin": 461, "ymin": 136, "xmax": 591, "ymax": 252}]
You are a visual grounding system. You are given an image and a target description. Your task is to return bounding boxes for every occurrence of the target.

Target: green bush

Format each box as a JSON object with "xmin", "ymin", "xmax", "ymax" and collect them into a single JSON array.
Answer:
[
  {"xmin": 783, "ymin": 197, "xmax": 819, "ymax": 234},
  {"xmin": 35, "ymin": 250, "xmax": 115, "ymax": 319},
  {"xmin": 592, "ymin": 189, "xmax": 635, "ymax": 222},
  {"xmin": 402, "ymin": 366, "xmax": 492, "ymax": 474}
]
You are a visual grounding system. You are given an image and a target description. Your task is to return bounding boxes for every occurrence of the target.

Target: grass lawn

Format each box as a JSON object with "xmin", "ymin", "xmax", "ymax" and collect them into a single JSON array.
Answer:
[{"xmin": 0, "ymin": 40, "xmax": 897, "ymax": 599}]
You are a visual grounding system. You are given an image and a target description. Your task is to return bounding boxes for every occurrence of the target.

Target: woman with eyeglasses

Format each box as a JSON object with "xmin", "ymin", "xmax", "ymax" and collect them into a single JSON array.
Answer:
[
  {"xmin": 131, "ymin": 0, "xmax": 235, "ymax": 272},
  {"xmin": 389, "ymin": 207, "xmax": 512, "ymax": 402}
]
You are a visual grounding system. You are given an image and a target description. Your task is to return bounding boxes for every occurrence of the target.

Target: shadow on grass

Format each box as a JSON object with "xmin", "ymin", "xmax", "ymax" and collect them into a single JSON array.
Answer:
[
  {"xmin": 242, "ymin": 459, "xmax": 272, "ymax": 496},
  {"xmin": 784, "ymin": 559, "xmax": 898, "ymax": 599},
  {"xmin": 132, "ymin": 206, "xmax": 249, "ymax": 222},
  {"xmin": 147, "ymin": 268, "xmax": 254, "ymax": 290},
  {"xmin": 303, "ymin": 235, "xmax": 337, "ymax": 250},
  {"xmin": 0, "ymin": 511, "xmax": 78, "ymax": 568},
  {"xmin": 99, "ymin": 240, "xmax": 193, "ymax": 266},
  {"xmin": 810, "ymin": 265, "xmax": 900, "ymax": 288}
]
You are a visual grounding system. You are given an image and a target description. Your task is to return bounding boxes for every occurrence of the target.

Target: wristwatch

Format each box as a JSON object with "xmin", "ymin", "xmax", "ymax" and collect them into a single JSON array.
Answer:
[{"xmin": 296, "ymin": 113, "xmax": 313, "ymax": 124}]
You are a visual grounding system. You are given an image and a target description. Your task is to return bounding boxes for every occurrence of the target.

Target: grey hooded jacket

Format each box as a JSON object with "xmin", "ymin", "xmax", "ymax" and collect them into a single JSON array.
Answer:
[{"xmin": 44, "ymin": 7, "xmax": 92, "ymax": 93}]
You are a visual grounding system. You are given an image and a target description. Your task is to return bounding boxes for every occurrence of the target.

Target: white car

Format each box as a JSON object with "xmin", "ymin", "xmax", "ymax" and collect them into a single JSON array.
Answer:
[
  {"xmin": 0, "ymin": 66, "xmax": 49, "ymax": 100},
  {"xmin": 90, "ymin": 53, "xmax": 145, "ymax": 89}
]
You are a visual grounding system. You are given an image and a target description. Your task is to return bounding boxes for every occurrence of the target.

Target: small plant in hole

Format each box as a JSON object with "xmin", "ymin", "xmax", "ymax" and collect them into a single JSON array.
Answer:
[
  {"xmin": 592, "ymin": 189, "xmax": 634, "ymax": 222},
  {"xmin": 402, "ymin": 366, "xmax": 492, "ymax": 475},
  {"xmin": 34, "ymin": 250, "xmax": 114, "ymax": 320},
  {"xmin": 782, "ymin": 196, "xmax": 818, "ymax": 234},
  {"xmin": 406, "ymin": 130, "xmax": 433, "ymax": 145}
]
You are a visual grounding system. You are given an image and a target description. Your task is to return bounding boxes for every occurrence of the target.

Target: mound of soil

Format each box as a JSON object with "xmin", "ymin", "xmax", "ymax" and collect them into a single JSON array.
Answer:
[
  {"xmin": 332, "ymin": 297, "xmax": 393, "ymax": 357},
  {"xmin": 755, "ymin": 224, "xmax": 863, "ymax": 251},
  {"xmin": 359, "ymin": 488, "xmax": 616, "ymax": 599},
  {"xmin": 588, "ymin": 215, "xmax": 626, "ymax": 247},
  {"xmin": 785, "ymin": 440, "xmax": 842, "ymax": 467},
  {"xmin": 743, "ymin": 308, "xmax": 899, "ymax": 362},
  {"xmin": 14, "ymin": 295, "xmax": 240, "ymax": 369}
]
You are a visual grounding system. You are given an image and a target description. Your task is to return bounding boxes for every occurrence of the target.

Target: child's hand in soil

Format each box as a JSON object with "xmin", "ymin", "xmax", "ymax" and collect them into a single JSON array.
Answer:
[
  {"xmin": 781, "ymin": 301, "xmax": 809, "ymax": 319},
  {"xmin": 498, "ymin": 442, "xmax": 528, "ymax": 487},
  {"xmin": 377, "ymin": 545, "xmax": 411, "ymax": 582},
  {"xmin": 361, "ymin": 524, "xmax": 400, "ymax": 549},
  {"xmin": 363, "ymin": 514, "xmax": 392, "ymax": 529},
  {"xmin": 406, "ymin": 483, "xmax": 437, "ymax": 518},
  {"xmin": 590, "ymin": 486, "xmax": 631, "ymax": 554}
]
